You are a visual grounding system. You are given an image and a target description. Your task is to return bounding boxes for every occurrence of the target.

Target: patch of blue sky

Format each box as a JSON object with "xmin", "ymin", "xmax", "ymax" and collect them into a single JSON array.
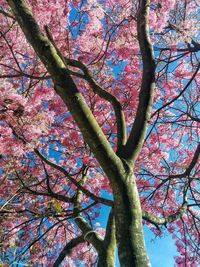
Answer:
[
  {"xmin": 145, "ymin": 226, "xmax": 177, "ymax": 267},
  {"xmin": 107, "ymin": 59, "xmax": 127, "ymax": 80},
  {"xmin": 68, "ymin": 2, "xmax": 89, "ymax": 39}
]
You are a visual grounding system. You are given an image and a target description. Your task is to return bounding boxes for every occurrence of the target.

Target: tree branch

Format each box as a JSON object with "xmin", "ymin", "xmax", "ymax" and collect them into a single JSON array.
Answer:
[
  {"xmin": 151, "ymin": 63, "xmax": 200, "ymax": 118},
  {"xmin": 66, "ymin": 58, "xmax": 127, "ymax": 150},
  {"xmin": 13, "ymin": 168, "xmax": 72, "ymax": 203},
  {"xmin": 103, "ymin": 209, "xmax": 116, "ymax": 247},
  {"xmin": 119, "ymin": 0, "xmax": 155, "ymax": 161},
  {"xmin": 7, "ymin": 0, "xmax": 124, "ymax": 184},
  {"xmin": 44, "ymin": 25, "xmax": 126, "ymax": 150},
  {"xmin": 169, "ymin": 142, "xmax": 200, "ymax": 179},
  {"xmin": 35, "ymin": 149, "xmax": 113, "ymax": 207},
  {"xmin": 154, "ymin": 39, "xmax": 200, "ymax": 53},
  {"xmin": 0, "ymin": 8, "xmax": 15, "ymax": 20},
  {"xmin": 96, "ymin": 208, "xmax": 116, "ymax": 266},
  {"xmin": 186, "ymin": 112, "xmax": 200, "ymax": 123},
  {"xmin": 143, "ymin": 142, "xmax": 200, "ymax": 202},
  {"xmin": 142, "ymin": 198, "xmax": 188, "ymax": 226},
  {"xmin": 53, "ymin": 236, "xmax": 84, "ymax": 267},
  {"xmin": 73, "ymin": 168, "xmax": 104, "ymax": 253}
]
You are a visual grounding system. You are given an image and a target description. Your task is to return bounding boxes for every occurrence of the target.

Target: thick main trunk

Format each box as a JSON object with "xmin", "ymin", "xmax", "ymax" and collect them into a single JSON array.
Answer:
[
  {"xmin": 112, "ymin": 169, "xmax": 150, "ymax": 267},
  {"xmin": 97, "ymin": 248, "xmax": 115, "ymax": 267}
]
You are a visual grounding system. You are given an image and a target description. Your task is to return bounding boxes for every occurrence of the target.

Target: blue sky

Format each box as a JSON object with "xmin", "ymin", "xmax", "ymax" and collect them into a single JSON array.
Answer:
[{"xmin": 145, "ymin": 227, "xmax": 177, "ymax": 267}]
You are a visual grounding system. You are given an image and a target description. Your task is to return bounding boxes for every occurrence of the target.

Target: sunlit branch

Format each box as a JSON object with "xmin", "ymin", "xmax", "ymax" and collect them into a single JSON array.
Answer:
[
  {"xmin": 98, "ymin": 208, "xmax": 116, "ymax": 264},
  {"xmin": 103, "ymin": 209, "xmax": 116, "ymax": 247},
  {"xmin": 7, "ymin": 0, "xmax": 124, "ymax": 186},
  {"xmin": 67, "ymin": 58, "xmax": 127, "ymax": 150},
  {"xmin": 44, "ymin": 25, "xmax": 126, "ymax": 150},
  {"xmin": 142, "ymin": 197, "xmax": 188, "ymax": 226},
  {"xmin": 120, "ymin": 0, "xmax": 156, "ymax": 162},
  {"xmin": 0, "ymin": 189, "xmax": 21, "ymax": 211}
]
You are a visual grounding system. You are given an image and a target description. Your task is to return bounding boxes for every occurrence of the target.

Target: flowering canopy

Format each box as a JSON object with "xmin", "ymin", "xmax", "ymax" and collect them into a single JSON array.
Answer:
[{"xmin": 0, "ymin": 0, "xmax": 199, "ymax": 266}]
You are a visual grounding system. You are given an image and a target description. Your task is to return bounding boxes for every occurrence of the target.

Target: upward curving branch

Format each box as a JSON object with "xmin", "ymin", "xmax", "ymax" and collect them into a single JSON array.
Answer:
[
  {"xmin": 120, "ymin": 0, "xmax": 156, "ymax": 162},
  {"xmin": 44, "ymin": 26, "xmax": 126, "ymax": 150},
  {"xmin": 66, "ymin": 58, "xmax": 127, "ymax": 150},
  {"xmin": 7, "ymin": 0, "xmax": 124, "ymax": 183}
]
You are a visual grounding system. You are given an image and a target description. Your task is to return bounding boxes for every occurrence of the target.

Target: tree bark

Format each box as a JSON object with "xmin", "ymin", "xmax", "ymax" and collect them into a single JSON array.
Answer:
[
  {"xmin": 97, "ymin": 251, "xmax": 115, "ymax": 267},
  {"xmin": 97, "ymin": 209, "xmax": 116, "ymax": 267},
  {"xmin": 112, "ymin": 163, "xmax": 150, "ymax": 267}
]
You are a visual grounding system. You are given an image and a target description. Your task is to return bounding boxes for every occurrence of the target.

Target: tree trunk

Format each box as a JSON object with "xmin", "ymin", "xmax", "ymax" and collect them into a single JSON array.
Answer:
[
  {"xmin": 112, "ymin": 166, "xmax": 150, "ymax": 267},
  {"xmin": 97, "ymin": 248, "xmax": 115, "ymax": 267}
]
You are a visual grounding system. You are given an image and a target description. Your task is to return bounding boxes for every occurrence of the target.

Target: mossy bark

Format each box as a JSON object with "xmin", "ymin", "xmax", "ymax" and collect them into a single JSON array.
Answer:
[
  {"xmin": 97, "ymin": 248, "xmax": 116, "ymax": 267},
  {"xmin": 97, "ymin": 209, "xmax": 116, "ymax": 267},
  {"xmin": 112, "ymin": 166, "xmax": 150, "ymax": 267}
]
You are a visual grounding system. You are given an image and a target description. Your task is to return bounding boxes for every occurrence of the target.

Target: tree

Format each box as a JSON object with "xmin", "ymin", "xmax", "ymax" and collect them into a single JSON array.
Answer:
[{"xmin": 0, "ymin": 0, "xmax": 199, "ymax": 266}]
